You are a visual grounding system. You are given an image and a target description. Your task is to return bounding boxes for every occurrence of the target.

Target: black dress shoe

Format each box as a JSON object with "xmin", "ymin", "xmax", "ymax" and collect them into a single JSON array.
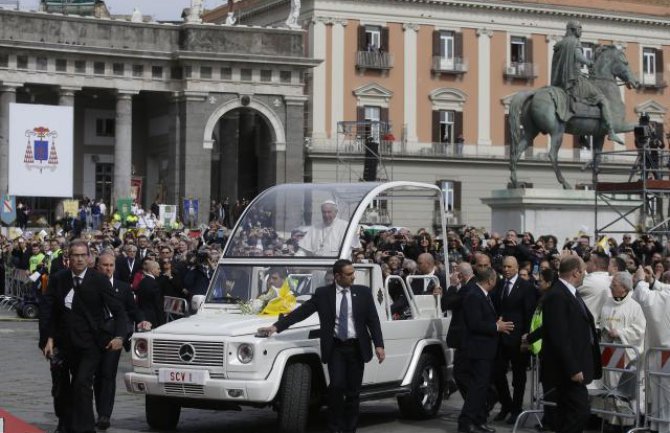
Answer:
[
  {"xmin": 477, "ymin": 424, "xmax": 497, "ymax": 433},
  {"xmin": 493, "ymin": 409, "xmax": 510, "ymax": 422},
  {"xmin": 96, "ymin": 415, "xmax": 110, "ymax": 430}
]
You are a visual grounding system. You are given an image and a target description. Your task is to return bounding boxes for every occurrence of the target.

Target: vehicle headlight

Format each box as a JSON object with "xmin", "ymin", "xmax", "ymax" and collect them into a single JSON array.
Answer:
[
  {"xmin": 134, "ymin": 338, "xmax": 148, "ymax": 359},
  {"xmin": 237, "ymin": 343, "xmax": 254, "ymax": 364}
]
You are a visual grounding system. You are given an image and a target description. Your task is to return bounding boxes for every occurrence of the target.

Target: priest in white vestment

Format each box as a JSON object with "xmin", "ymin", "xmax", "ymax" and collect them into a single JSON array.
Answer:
[
  {"xmin": 578, "ymin": 252, "xmax": 612, "ymax": 329},
  {"xmin": 595, "ymin": 272, "xmax": 646, "ymax": 426},
  {"xmin": 633, "ymin": 267, "xmax": 670, "ymax": 433}
]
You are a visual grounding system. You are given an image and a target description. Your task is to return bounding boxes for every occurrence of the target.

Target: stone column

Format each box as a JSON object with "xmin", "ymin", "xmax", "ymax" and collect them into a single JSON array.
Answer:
[
  {"xmin": 220, "ymin": 111, "xmax": 240, "ymax": 202},
  {"xmin": 310, "ymin": 17, "xmax": 328, "ymax": 144},
  {"xmin": 0, "ymin": 84, "xmax": 18, "ymax": 194},
  {"xmin": 403, "ymin": 23, "xmax": 420, "ymax": 145},
  {"xmin": 181, "ymin": 91, "xmax": 211, "ymax": 224},
  {"xmin": 284, "ymin": 96, "xmax": 307, "ymax": 183},
  {"xmin": 58, "ymin": 86, "xmax": 78, "ymax": 107},
  {"xmin": 113, "ymin": 91, "xmax": 134, "ymax": 203},
  {"xmin": 331, "ymin": 19, "xmax": 347, "ymax": 141},
  {"xmin": 476, "ymin": 28, "xmax": 493, "ymax": 146}
]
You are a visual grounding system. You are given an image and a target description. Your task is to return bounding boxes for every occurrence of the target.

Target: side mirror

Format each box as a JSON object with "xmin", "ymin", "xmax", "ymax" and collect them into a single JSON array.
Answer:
[{"xmin": 191, "ymin": 295, "xmax": 206, "ymax": 313}]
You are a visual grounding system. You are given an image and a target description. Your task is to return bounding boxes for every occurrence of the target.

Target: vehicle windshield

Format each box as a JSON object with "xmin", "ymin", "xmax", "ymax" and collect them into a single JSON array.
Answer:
[
  {"xmin": 206, "ymin": 264, "xmax": 372, "ymax": 313},
  {"xmin": 224, "ymin": 183, "xmax": 379, "ymax": 258}
]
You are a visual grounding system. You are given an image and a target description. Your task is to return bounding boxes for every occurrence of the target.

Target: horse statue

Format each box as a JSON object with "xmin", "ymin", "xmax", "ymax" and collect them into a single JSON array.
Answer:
[{"xmin": 508, "ymin": 45, "xmax": 640, "ymax": 189}]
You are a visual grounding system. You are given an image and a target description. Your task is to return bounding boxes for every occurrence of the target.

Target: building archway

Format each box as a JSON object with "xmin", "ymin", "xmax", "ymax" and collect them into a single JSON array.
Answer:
[{"xmin": 208, "ymin": 107, "xmax": 279, "ymax": 204}]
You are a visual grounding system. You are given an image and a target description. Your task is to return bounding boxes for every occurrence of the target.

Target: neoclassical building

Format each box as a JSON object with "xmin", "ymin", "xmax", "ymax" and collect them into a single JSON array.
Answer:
[
  {"xmin": 0, "ymin": 8, "xmax": 317, "ymax": 221},
  {"xmin": 206, "ymin": 0, "xmax": 670, "ymax": 228}
]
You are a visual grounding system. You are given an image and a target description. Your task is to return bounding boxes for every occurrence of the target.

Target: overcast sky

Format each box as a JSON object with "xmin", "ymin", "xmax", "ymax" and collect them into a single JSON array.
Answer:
[{"xmin": 21, "ymin": 0, "xmax": 224, "ymax": 20}]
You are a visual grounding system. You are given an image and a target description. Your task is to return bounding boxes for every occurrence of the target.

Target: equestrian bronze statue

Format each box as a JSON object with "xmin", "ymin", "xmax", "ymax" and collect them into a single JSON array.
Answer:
[{"xmin": 508, "ymin": 21, "xmax": 640, "ymax": 189}]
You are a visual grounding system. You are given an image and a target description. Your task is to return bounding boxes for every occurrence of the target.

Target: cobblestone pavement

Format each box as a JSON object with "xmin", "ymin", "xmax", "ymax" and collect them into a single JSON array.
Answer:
[{"xmin": 0, "ymin": 310, "xmax": 534, "ymax": 433}]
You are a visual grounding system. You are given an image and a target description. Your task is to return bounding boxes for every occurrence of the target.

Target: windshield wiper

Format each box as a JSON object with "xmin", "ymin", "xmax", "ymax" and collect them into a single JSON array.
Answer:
[{"xmin": 216, "ymin": 294, "xmax": 242, "ymax": 304}]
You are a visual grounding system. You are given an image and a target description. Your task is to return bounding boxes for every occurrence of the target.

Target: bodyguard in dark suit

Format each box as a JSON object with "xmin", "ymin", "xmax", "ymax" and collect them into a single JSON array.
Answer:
[
  {"xmin": 490, "ymin": 256, "xmax": 537, "ymax": 423},
  {"xmin": 113, "ymin": 244, "xmax": 140, "ymax": 284},
  {"xmin": 459, "ymin": 267, "xmax": 515, "ymax": 433},
  {"xmin": 136, "ymin": 260, "xmax": 165, "ymax": 328},
  {"xmin": 94, "ymin": 252, "xmax": 151, "ymax": 430},
  {"xmin": 440, "ymin": 262, "xmax": 478, "ymax": 398},
  {"xmin": 258, "ymin": 259, "xmax": 385, "ymax": 433},
  {"xmin": 39, "ymin": 241, "xmax": 128, "ymax": 433},
  {"xmin": 542, "ymin": 256, "xmax": 601, "ymax": 433}
]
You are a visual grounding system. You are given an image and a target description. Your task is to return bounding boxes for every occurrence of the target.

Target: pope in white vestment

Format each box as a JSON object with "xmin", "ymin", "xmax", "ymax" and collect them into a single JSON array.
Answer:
[
  {"xmin": 633, "ymin": 269, "xmax": 670, "ymax": 433},
  {"xmin": 299, "ymin": 201, "xmax": 355, "ymax": 256}
]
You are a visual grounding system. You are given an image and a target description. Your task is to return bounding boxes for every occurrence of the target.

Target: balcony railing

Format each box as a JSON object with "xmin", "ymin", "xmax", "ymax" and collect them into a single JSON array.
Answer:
[
  {"xmin": 431, "ymin": 56, "xmax": 468, "ymax": 74},
  {"xmin": 356, "ymin": 51, "xmax": 394, "ymax": 70},
  {"xmin": 309, "ymin": 140, "xmax": 635, "ymax": 165},
  {"xmin": 503, "ymin": 62, "xmax": 538, "ymax": 80},
  {"xmin": 640, "ymin": 73, "xmax": 668, "ymax": 89}
]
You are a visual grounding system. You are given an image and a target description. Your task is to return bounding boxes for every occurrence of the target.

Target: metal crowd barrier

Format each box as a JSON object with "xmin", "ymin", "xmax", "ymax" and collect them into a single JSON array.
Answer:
[
  {"xmin": 627, "ymin": 347, "xmax": 670, "ymax": 433},
  {"xmin": 513, "ymin": 342, "xmax": 642, "ymax": 432},
  {"xmin": 163, "ymin": 296, "xmax": 189, "ymax": 323},
  {"xmin": 0, "ymin": 268, "xmax": 31, "ymax": 312}
]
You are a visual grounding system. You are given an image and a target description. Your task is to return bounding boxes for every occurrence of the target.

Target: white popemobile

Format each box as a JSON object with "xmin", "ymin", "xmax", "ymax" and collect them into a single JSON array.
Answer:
[{"xmin": 125, "ymin": 182, "xmax": 453, "ymax": 433}]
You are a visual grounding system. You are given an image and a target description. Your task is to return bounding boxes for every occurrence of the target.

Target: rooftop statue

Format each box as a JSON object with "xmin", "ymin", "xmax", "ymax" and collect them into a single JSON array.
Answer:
[
  {"xmin": 508, "ymin": 21, "xmax": 640, "ymax": 189},
  {"xmin": 285, "ymin": 0, "xmax": 301, "ymax": 29}
]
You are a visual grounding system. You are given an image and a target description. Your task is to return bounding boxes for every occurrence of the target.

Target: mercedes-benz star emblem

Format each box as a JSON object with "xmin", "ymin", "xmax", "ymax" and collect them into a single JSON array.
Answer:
[{"xmin": 178, "ymin": 344, "xmax": 196, "ymax": 363}]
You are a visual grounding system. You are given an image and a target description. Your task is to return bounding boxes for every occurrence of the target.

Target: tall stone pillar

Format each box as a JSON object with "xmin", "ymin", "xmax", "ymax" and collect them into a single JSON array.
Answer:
[
  {"xmin": 476, "ymin": 28, "xmax": 493, "ymax": 146},
  {"xmin": 403, "ymin": 23, "xmax": 419, "ymax": 145},
  {"xmin": 181, "ymin": 91, "xmax": 211, "ymax": 224},
  {"xmin": 331, "ymin": 19, "xmax": 347, "ymax": 140},
  {"xmin": 220, "ymin": 111, "xmax": 239, "ymax": 202},
  {"xmin": 58, "ymin": 86, "xmax": 78, "ymax": 107},
  {"xmin": 0, "ymin": 84, "xmax": 18, "ymax": 195},
  {"xmin": 310, "ymin": 18, "xmax": 327, "ymax": 144},
  {"xmin": 284, "ymin": 96, "xmax": 308, "ymax": 183},
  {"xmin": 113, "ymin": 91, "xmax": 134, "ymax": 203},
  {"xmin": 167, "ymin": 92, "xmax": 183, "ymax": 206}
]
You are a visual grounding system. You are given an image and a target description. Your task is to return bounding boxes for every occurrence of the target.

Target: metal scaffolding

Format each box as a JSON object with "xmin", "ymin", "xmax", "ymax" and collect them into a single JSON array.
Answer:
[
  {"xmin": 594, "ymin": 145, "xmax": 670, "ymax": 241},
  {"xmin": 334, "ymin": 120, "xmax": 395, "ymax": 183}
]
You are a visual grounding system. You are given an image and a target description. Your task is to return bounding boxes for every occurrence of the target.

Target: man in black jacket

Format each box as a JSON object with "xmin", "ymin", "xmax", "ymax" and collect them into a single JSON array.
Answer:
[
  {"xmin": 542, "ymin": 255, "xmax": 601, "ymax": 433},
  {"xmin": 39, "ymin": 241, "xmax": 128, "ymax": 433},
  {"xmin": 459, "ymin": 267, "xmax": 514, "ymax": 433},
  {"xmin": 258, "ymin": 259, "xmax": 385, "ymax": 433},
  {"xmin": 114, "ymin": 244, "xmax": 139, "ymax": 284},
  {"xmin": 491, "ymin": 256, "xmax": 538, "ymax": 423},
  {"xmin": 441, "ymin": 262, "xmax": 478, "ymax": 398},
  {"xmin": 94, "ymin": 251, "xmax": 151, "ymax": 430},
  {"xmin": 136, "ymin": 260, "xmax": 164, "ymax": 328}
]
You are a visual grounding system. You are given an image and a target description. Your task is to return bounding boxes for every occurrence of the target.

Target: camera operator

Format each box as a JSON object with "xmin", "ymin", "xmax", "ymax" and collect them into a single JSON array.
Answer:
[
  {"xmin": 635, "ymin": 113, "xmax": 665, "ymax": 180},
  {"xmin": 183, "ymin": 248, "xmax": 218, "ymax": 297}
]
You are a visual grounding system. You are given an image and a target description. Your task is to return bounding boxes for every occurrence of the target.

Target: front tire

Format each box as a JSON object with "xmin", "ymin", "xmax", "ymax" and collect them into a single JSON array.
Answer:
[
  {"xmin": 277, "ymin": 362, "xmax": 312, "ymax": 433},
  {"xmin": 398, "ymin": 352, "xmax": 444, "ymax": 419},
  {"xmin": 146, "ymin": 395, "xmax": 181, "ymax": 430}
]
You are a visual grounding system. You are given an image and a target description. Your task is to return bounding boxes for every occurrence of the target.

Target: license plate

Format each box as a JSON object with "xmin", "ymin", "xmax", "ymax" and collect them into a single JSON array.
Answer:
[{"xmin": 158, "ymin": 368, "xmax": 208, "ymax": 385}]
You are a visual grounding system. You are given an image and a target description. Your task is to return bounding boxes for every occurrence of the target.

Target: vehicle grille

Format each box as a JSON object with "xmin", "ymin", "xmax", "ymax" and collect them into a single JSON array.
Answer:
[
  {"xmin": 152, "ymin": 340, "xmax": 225, "ymax": 367},
  {"xmin": 163, "ymin": 383, "xmax": 205, "ymax": 396}
]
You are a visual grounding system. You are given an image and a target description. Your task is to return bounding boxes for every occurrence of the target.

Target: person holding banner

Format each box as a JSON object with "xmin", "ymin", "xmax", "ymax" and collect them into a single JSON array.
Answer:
[{"xmin": 94, "ymin": 252, "xmax": 151, "ymax": 430}]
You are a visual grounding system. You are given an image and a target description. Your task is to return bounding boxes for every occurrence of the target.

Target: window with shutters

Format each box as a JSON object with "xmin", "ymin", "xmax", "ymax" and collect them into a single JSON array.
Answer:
[
  {"xmin": 581, "ymin": 43, "xmax": 594, "ymax": 74},
  {"xmin": 357, "ymin": 25, "xmax": 393, "ymax": 70},
  {"xmin": 439, "ymin": 111, "xmax": 454, "ymax": 144},
  {"xmin": 641, "ymin": 48, "xmax": 666, "ymax": 88},
  {"xmin": 365, "ymin": 26, "xmax": 382, "ymax": 51},
  {"xmin": 432, "ymin": 31, "xmax": 466, "ymax": 74},
  {"xmin": 505, "ymin": 36, "xmax": 536, "ymax": 80},
  {"xmin": 364, "ymin": 106, "xmax": 381, "ymax": 143}
]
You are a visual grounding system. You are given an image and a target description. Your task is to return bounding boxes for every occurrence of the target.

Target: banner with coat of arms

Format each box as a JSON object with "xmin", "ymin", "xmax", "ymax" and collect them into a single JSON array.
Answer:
[{"xmin": 9, "ymin": 103, "xmax": 73, "ymax": 197}]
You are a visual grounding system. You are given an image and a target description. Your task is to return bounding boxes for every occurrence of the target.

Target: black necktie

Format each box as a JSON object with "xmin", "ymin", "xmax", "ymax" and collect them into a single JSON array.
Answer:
[
  {"xmin": 486, "ymin": 293, "xmax": 495, "ymax": 310},
  {"xmin": 501, "ymin": 279, "xmax": 511, "ymax": 302},
  {"xmin": 73, "ymin": 276, "xmax": 81, "ymax": 289}
]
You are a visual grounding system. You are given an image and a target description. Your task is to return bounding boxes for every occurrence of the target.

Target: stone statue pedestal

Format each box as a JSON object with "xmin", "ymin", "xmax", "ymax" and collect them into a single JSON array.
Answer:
[{"xmin": 481, "ymin": 188, "xmax": 640, "ymax": 246}]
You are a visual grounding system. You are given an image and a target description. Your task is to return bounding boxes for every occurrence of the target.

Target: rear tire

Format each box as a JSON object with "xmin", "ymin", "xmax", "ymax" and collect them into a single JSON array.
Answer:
[
  {"xmin": 146, "ymin": 395, "xmax": 181, "ymax": 430},
  {"xmin": 22, "ymin": 304, "xmax": 38, "ymax": 319},
  {"xmin": 398, "ymin": 352, "xmax": 444, "ymax": 419},
  {"xmin": 277, "ymin": 362, "xmax": 312, "ymax": 433}
]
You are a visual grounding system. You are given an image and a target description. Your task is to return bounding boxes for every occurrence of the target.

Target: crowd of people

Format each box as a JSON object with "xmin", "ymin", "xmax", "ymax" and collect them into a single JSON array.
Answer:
[{"xmin": 3, "ymin": 200, "xmax": 670, "ymax": 433}]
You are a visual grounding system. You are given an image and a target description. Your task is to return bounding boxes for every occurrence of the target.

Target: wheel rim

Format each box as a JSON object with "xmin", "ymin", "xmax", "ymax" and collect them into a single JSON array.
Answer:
[{"xmin": 418, "ymin": 365, "xmax": 439, "ymax": 410}]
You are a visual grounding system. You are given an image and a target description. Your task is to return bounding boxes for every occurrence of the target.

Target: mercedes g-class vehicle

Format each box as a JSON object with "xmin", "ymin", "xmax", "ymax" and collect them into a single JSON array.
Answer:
[{"xmin": 125, "ymin": 182, "xmax": 452, "ymax": 433}]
